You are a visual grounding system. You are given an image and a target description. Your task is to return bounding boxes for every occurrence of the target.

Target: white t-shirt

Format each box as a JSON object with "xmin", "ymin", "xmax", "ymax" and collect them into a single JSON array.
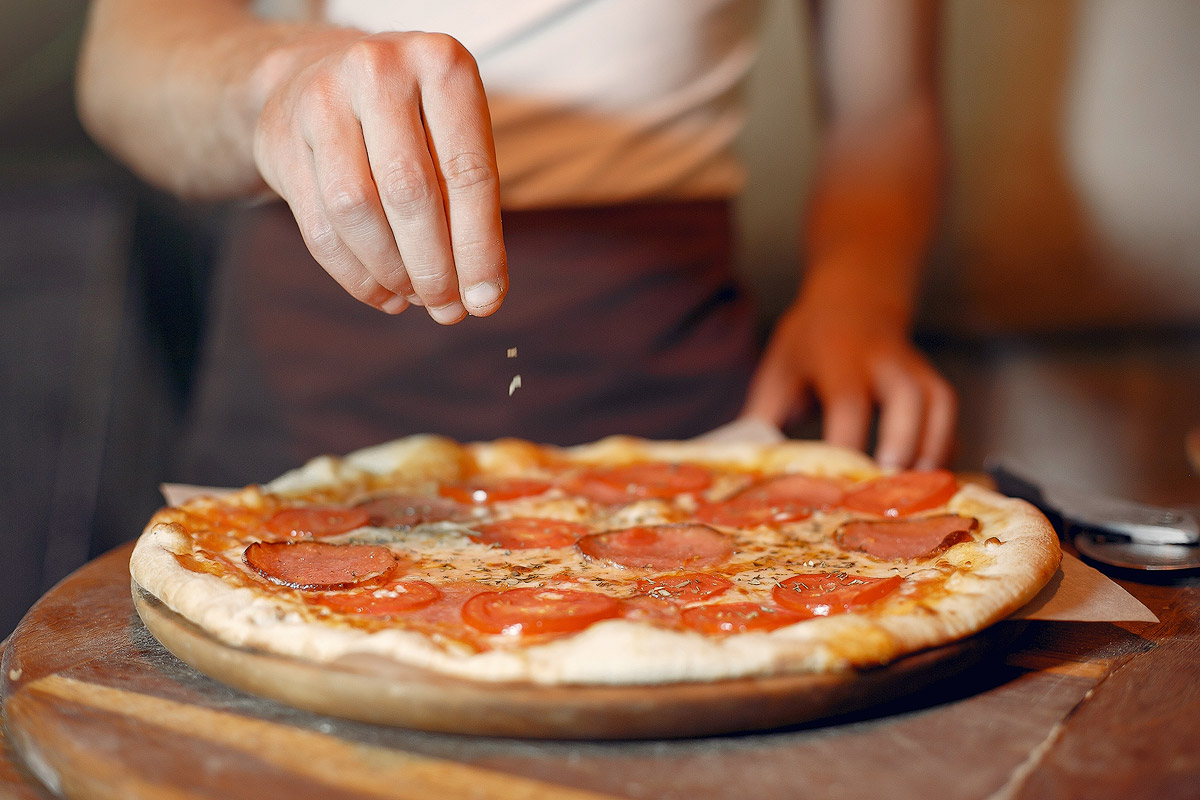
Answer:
[{"xmin": 319, "ymin": 0, "xmax": 763, "ymax": 208}]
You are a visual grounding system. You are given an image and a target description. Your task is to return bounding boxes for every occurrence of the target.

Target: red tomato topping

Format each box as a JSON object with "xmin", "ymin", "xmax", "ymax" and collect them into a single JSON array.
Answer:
[
  {"xmin": 841, "ymin": 470, "xmax": 959, "ymax": 517},
  {"xmin": 635, "ymin": 572, "xmax": 734, "ymax": 602},
  {"xmin": 461, "ymin": 587, "xmax": 622, "ymax": 635},
  {"xmin": 772, "ymin": 573, "xmax": 903, "ymax": 617},
  {"xmin": 577, "ymin": 524, "xmax": 733, "ymax": 570},
  {"xmin": 438, "ymin": 478, "xmax": 552, "ymax": 504},
  {"xmin": 317, "ymin": 581, "xmax": 442, "ymax": 617},
  {"xmin": 564, "ymin": 462, "xmax": 713, "ymax": 504},
  {"xmin": 680, "ymin": 603, "xmax": 803, "ymax": 634},
  {"xmin": 261, "ymin": 506, "xmax": 371, "ymax": 540},
  {"xmin": 470, "ymin": 518, "xmax": 589, "ymax": 550},
  {"xmin": 243, "ymin": 541, "xmax": 398, "ymax": 590}
]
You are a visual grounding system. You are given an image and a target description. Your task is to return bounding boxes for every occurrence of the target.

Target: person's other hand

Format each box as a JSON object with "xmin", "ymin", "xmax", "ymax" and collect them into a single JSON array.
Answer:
[
  {"xmin": 741, "ymin": 288, "xmax": 955, "ymax": 469},
  {"xmin": 253, "ymin": 31, "xmax": 506, "ymax": 322}
]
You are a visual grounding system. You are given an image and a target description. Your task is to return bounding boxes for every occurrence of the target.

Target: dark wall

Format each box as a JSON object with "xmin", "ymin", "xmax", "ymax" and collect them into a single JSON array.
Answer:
[{"xmin": 0, "ymin": 2, "xmax": 218, "ymax": 637}]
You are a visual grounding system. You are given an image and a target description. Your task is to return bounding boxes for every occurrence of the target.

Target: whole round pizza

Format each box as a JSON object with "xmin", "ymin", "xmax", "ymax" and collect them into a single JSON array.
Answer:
[{"xmin": 131, "ymin": 435, "xmax": 1061, "ymax": 688}]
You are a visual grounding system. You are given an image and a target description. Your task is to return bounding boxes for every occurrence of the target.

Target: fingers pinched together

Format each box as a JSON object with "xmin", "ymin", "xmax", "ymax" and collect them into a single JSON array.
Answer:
[{"xmin": 254, "ymin": 32, "xmax": 507, "ymax": 322}]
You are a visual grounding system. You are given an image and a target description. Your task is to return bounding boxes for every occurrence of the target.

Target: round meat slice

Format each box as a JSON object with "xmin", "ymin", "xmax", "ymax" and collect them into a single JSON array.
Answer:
[
  {"xmin": 261, "ymin": 506, "xmax": 371, "ymax": 540},
  {"xmin": 577, "ymin": 524, "xmax": 733, "ymax": 570},
  {"xmin": 836, "ymin": 514, "xmax": 979, "ymax": 561},
  {"xmin": 737, "ymin": 473, "xmax": 846, "ymax": 507},
  {"xmin": 696, "ymin": 473, "xmax": 846, "ymax": 528},
  {"xmin": 243, "ymin": 541, "xmax": 399, "ymax": 590},
  {"xmin": 470, "ymin": 518, "xmax": 589, "ymax": 550},
  {"xmin": 355, "ymin": 493, "xmax": 470, "ymax": 528}
]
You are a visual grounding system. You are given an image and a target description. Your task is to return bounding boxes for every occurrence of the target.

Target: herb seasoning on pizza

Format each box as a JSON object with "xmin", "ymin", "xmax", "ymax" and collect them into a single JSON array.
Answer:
[{"xmin": 130, "ymin": 435, "xmax": 1060, "ymax": 686}]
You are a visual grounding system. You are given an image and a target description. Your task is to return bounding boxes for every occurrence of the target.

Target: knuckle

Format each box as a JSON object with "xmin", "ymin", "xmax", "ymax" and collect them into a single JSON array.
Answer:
[
  {"xmin": 378, "ymin": 160, "xmax": 438, "ymax": 212},
  {"xmin": 407, "ymin": 32, "xmax": 476, "ymax": 79},
  {"xmin": 322, "ymin": 179, "xmax": 375, "ymax": 223},
  {"xmin": 408, "ymin": 272, "xmax": 458, "ymax": 304},
  {"xmin": 372, "ymin": 260, "xmax": 411, "ymax": 294},
  {"xmin": 342, "ymin": 37, "xmax": 396, "ymax": 83},
  {"xmin": 297, "ymin": 211, "xmax": 341, "ymax": 258},
  {"xmin": 439, "ymin": 151, "xmax": 497, "ymax": 193},
  {"xmin": 349, "ymin": 278, "xmax": 388, "ymax": 306},
  {"xmin": 296, "ymin": 73, "xmax": 345, "ymax": 125}
]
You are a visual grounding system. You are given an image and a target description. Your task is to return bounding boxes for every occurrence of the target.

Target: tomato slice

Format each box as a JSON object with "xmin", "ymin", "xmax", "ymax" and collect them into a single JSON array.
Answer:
[
  {"xmin": 564, "ymin": 462, "xmax": 713, "ymax": 504},
  {"xmin": 317, "ymin": 581, "xmax": 442, "ymax": 617},
  {"xmin": 470, "ymin": 518, "xmax": 589, "ymax": 550},
  {"xmin": 680, "ymin": 603, "xmax": 803, "ymax": 634},
  {"xmin": 577, "ymin": 524, "xmax": 733, "ymax": 570},
  {"xmin": 840, "ymin": 470, "xmax": 959, "ymax": 517},
  {"xmin": 461, "ymin": 587, "xmax": 621, "ymax": 635},
  {"xmin": 262, "ymin": 506, "xmax": 371, "ymax": 540},
  {"xmin": 438, "ymin": 478, "xmax": 552, "ymax": 504},
  {"xmin": 772, "ymin": 573, "xmax": 903, "ymax": 617},
  {"xmin": 635, "ymin": 572, "xmax": 733, "ymax": 602}
]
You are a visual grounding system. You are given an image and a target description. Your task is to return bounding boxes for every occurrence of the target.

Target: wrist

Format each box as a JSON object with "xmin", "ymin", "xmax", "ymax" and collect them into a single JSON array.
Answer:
[{"xmin": 798, "ymin": 249, "xmax": 918, "ymax": 329}]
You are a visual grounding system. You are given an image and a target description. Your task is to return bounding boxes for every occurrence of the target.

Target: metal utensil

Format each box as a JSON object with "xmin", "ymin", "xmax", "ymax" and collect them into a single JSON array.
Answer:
[{"xmin": 986, "ymin": 459, "xmax": 1200, "ymax": 571}]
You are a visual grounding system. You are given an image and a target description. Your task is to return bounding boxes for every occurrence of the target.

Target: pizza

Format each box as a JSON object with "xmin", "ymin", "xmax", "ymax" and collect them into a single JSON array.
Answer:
[{"xmin": 130, "ymin": 435, "xmax": 1061, "ymax": 687}]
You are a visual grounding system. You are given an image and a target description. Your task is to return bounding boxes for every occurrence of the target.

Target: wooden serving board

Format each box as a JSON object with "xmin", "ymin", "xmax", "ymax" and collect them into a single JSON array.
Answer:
[
  {"xmin": 14, "ymin": 543, "xmax": 1198, "ymax": 799},
  {"xmin": 131, "ymin": 581, "xmax": 1011, "ymax": 740}
]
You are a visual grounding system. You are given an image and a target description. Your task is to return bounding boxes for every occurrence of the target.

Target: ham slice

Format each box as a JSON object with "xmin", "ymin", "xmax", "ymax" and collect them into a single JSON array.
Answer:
[
  {"xmin": 243, "ymin": 541, "xmax": 398, "ymax": 590},
  {"xmin": 836, "ymin": 514, "xmax": 979, "ymax": 561}
]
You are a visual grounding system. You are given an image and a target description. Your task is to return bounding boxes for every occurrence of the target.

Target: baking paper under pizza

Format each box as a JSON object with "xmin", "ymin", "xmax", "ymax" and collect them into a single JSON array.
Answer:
[{"xmin": 130, "ymin": 436, "xmax": 1061, "ymax": 686}]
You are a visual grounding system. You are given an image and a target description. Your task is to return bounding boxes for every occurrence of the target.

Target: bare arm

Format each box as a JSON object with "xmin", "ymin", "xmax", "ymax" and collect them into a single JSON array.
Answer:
[
  {"xmin": 77, "ymin": 0, "xmax": 506, "ymax": 322},
  {"xmin": 743, "ymin": 0, "xmax": 954, "ymax": 468}
]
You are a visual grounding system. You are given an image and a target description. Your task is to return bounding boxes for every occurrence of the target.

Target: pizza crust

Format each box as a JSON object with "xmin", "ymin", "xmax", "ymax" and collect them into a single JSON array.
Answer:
[{"xmin": 130, "ymin": 436, "xmax": 1061, "ymax": 686}]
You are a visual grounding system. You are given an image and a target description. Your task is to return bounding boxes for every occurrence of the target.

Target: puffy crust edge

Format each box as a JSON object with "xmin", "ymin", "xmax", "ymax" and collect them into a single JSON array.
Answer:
[{"xmin": 130, "ymin": 437, "xmax": 1061, "ymax": 686}]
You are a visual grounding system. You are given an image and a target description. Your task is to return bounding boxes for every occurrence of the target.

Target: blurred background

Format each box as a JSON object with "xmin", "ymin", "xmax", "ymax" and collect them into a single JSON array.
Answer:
[{"xmin": 2, "ymin": 0, "xmax": 1197, "ymax": 636}]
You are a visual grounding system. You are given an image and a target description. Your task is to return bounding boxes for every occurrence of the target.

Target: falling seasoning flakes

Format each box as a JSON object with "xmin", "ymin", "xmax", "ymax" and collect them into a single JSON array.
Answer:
[{"xmin": 507, "ymin": 346, "xmax": 520, "ymax": 395}]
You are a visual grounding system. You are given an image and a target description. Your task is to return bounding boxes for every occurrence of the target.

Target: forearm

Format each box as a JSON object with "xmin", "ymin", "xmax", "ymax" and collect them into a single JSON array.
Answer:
[
  {"xmin": 76, "ymin": 0, "xmax": 357, "ymax": 199},
  {"xmin": 800, "ymin": 95, "xmax": 944, "ymax": 326},
  {"xmin": 799, "ymin": 0, "xmax": 943, "ymax": 326}
]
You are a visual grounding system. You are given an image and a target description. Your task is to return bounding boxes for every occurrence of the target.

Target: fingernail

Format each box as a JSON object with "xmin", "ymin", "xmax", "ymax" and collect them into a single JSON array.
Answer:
[
  {"xmin": 381, "ymin": 296, "xmax": 409, "ymax": 315},
  {"xmin": 463, "ymin": 282, "xmax": 502, "ymax": 313},
  {"xmin": 428, "ymin": 300, "xmax": 467, "ymax": 325}
]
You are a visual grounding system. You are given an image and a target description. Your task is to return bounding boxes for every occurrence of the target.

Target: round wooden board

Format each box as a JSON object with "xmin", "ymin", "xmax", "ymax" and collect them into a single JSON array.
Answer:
[{"xmin": 132, "ymin": 582, "xmax": 1009, "ymax": 740}]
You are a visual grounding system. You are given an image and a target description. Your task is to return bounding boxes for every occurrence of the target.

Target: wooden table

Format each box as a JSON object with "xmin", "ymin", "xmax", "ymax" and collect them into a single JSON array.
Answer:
[{"xmin": 2, "ymin": 543, "xmax": 1198, "ymax": 800}]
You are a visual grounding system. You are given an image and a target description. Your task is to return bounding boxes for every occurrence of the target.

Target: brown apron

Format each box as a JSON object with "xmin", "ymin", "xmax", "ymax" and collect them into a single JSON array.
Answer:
[{"xmin": 176, "ymin": 200, "xmax": 758, "ymax": 486}]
